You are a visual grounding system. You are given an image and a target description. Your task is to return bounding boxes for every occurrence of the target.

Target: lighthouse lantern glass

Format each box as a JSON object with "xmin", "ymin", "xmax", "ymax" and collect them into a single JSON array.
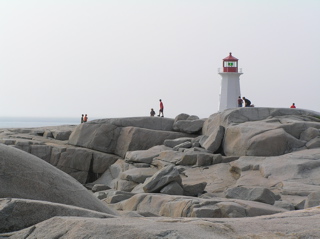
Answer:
[{"xmin": 224, "ymin": 61, "xmax": 237, "ymax": 67}]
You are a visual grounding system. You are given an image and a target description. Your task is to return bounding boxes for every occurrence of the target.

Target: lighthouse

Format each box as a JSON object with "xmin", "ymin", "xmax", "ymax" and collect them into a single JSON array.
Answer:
[{"xmin": 218, "ymin": 52, "xmax": 243, "ymax": 112}]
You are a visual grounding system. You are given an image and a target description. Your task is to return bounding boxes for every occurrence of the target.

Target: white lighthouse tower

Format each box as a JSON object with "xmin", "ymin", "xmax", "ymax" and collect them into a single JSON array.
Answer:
[{"xmin": 218, "ymin": 52, "xmax": 243, "ymax": 112}]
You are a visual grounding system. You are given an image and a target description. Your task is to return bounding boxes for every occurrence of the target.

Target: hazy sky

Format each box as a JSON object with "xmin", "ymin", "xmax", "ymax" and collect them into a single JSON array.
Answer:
[{"xmin": 1, "ymin": 0, "xmax": 320, "ymax": 119}]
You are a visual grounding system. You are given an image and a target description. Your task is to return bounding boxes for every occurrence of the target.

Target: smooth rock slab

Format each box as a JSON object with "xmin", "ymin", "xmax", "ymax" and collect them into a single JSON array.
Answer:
[
  {"xmin": 0, "ymin": 198, "xmax": 115, "ymax": 233},
  {"xmin": 4, "ymin": 209, "xmax": 320, "ymax": 239},
  {"xmin": 0, "ymin": 144, "xmax": 117, "ymax": 215}
]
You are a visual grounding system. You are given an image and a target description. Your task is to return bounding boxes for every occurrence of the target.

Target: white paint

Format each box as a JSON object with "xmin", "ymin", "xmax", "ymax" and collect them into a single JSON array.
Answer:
[{"xmin": 218, "ymin": 72, "xmax": 243, "ymax": 112}]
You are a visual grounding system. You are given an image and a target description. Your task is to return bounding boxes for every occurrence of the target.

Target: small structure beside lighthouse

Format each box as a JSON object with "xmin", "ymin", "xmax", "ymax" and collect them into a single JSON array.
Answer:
[{"xmin": 218, "ymin": 52, "xmax": 243, "ymax": 112}]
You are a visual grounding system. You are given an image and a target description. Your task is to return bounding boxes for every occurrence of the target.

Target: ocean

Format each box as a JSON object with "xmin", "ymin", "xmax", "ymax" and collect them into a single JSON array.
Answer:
[{"xmin": 0, "ymin": 117, "xmax": 81, "ymax": 129}]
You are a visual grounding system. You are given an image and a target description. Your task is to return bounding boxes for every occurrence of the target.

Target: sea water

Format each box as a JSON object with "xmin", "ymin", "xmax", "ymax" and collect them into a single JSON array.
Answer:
[{"xmin": 0, "ymin": 117, "xmax": 81, "ymax": 128}]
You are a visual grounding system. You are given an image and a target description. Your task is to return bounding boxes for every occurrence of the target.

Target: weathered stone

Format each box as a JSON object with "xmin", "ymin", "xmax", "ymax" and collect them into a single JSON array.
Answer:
[
  {"xmin": 49, "ymin": 145, "xmax": 66, "ymax": 166},
  {"xmin": 142, "ymin": 165, "xmax": 182, "ymax": 193},
  {"xmin": 56, "ymin": 148, "xmax": 92, "ymax": 184},
  {"xmin": 273, "ymin": 201, "xmax": 295, "ymax": 210},
  {"xmin": 99, "ymin": 190, "xmax": 135, "ymax": 204},
  {"xmin": 187, "ymin": 115, "xmax": 200, "ymax": 121},
  {"xmin": 203, "ymin": 108, "xmax": 320, "ymax": 157},
  {"xmin": 93, "ymin": 160, "xmax": 134, "ymax": 189},
  {"xmin": 305, "ymin": 191, "xmax": 320, "ymax": 208},
  {"xmin": 196, "ymin": 154, "xmax": 213, "ymax": 166},
  {"xmin": 154, "ymin": 150, "xmax": 185, "ymax": 164},
  {"xmin": 0, "ymin": 198, "xmax": 115, "ymax": 233},
  {"xmin": 191, "ymin": 207, "xmax": 221, "ymax": 218},
  {"xmin": 300, "ymin": 127, "xmax": 320, "ymax": 141},
  {"xmin": 164, "ymin": 137, "xmax": 193, "ymax": 148},
  {"xmin": 173, "ymin": 141, "xmax": 192, "ymax": 151},
  {"xmin": 173, "ymin": 113, "xmax": 190, "ymax": 123},
  {"xmin": 173, "ymin": 119, "xmax": 205, "ymax": 134},
  {"xmin": 160, "ymin": 181, "xmax": 184, "ymax": 195},
  {"xmin": 183, "ymin": 182, "xmax": 207, "ymax": 196},
  {"xmin": 115, "ymin": 179, "xmax": 138, "ymax": 192},
  {"xmin": 225, "ymin": 187, "xmax": 276, "ymax": 205},
  {"xmin": 92, "ymin": 184, "xmax": 111, "ymax": 193},
  {"xmin": 306, "ymin": 136, "xmax": 320, "ymax": 149},
  {"xmin": 115, "ymin": 127, "xmax": 193, "ymax": 158},
  {"xmin": 6, "ymin": 209, "xmax": 320, "ymax": 239},
  {"xmin": 176, "ymin": 154, "xmax": 197, "ymax": 166},
  {"xmin": 0, "ymin": 144, "xmax": 117, "ymax": 214},
  {"xmin": 68, "ymin": 117, "xmax": 193, "ymax": 157},
  {"xmin": 216, "ymin": 201, "xmax": 246, "ymax": 218},
  {"xmin": 92, "ymin": 151, "xmax": 119, "ymax": 174},
  {"xmin": 200, "ymin": 126, "xmax": 224, "ymax": 153},
  {"xmin": 120, "ymin": 167, "xmax": 157, "ymax": 183},
  {"xmin": 12, "ymin": 140, "xmax": 32, "ymax": 152},
  {"xmin": 125, "ymin": 145, "xmax": 170, "ymax": 164},
  {"xmin": 30, "ymin": 144, "xmax": 52, "ymax": 162},
  {"xmin": 43, "ymin": 130, "xmax": 53, "ymax": 138},
  {"xmin": 51, "ymin": 129, "xmax": 72, "ymax": 140}
]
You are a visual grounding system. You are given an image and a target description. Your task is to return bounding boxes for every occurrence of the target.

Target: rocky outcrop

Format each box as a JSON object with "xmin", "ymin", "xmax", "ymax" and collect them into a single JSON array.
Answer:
[
  {"xmin": 0, "ymin": 144, "xmax": 117, "ymax": 215},
  {"xmin": 2, "ymin": 209, "xmax": 320, "ymax": 239},
  {"xmin": 202, "ymin": 108, "xmax": 320, "ymax": 156},
  {"xmin": 111, "ymin": 193, "xmax": 287, "ymax": 218},
  {"xmin": 0, "ymin": 198, "xmax": 115, "ymax": 233},
  {"xmin": 69, "ymin": 117, "xmax": 197, "ymax": 157},
  {"xmin": 2, "ymin": 108, "xmax": 320, "ymax": 238}
]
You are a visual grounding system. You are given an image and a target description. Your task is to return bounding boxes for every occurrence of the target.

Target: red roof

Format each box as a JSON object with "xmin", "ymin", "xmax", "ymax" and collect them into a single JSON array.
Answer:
[{"xmin": 223, "ymin": 52, "xmax": 238, "ymax": 61}]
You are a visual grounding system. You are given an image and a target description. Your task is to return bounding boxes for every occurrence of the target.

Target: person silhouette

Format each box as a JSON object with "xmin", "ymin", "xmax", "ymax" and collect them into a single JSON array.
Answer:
[
  {"xmin": 238, "ymin": 96, "xmax": 243, "ymax": 107},
  {"xmin": 150, "ymin": 108, "xmax": 156, "ymax": 116},
  {"xmin": 158, "ymin": 99, "xmax": 164, "ymax": 117}
]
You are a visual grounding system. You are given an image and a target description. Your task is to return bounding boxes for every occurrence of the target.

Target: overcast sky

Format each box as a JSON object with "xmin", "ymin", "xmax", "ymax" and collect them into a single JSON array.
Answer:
[{"xmin": 1, "ymin": 0, "xmax": 319, "ymax": 119}]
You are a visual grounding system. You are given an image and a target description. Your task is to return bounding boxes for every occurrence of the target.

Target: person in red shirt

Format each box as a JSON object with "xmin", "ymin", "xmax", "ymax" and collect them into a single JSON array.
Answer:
[
  {"xmin": 158, "ymin": 99, "xmax": 164, "ymax": 117},
  {"xmin": 83, "ymin": 114, "xmax": 88, "ymax": 122},
  {"xmin": 290, "ymin": 103, "xmax": 296, "ymax": 108}
]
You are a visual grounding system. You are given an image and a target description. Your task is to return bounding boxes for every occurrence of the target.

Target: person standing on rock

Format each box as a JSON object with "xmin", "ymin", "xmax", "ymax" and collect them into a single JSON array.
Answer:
[
  {"xmin": 158, "ymin": 99, "xmax": 164, "ymax": 117},
  {"xmin": 81, "ymin": 114, "xmax": 84, "ymax": 123},
  {"xmin": 83, "ymin": 114, "xmax": 88, "ymax": 122},
  {"xmin": 290, "ymin": 103, "xmax": 296, "ymax": 108},
  {"xmin": 238, "ymin": 96, "xmax": 243, "ymax": 107}
]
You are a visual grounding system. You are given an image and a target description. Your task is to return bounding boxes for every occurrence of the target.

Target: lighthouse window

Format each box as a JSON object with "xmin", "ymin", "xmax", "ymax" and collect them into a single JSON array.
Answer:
[{"xmin": 224, "ymin": 61, "xmax": 237, "ymax": 67}]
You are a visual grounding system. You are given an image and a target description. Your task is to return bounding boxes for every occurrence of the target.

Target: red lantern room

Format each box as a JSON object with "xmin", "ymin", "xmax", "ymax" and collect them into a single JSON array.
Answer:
[{"xmin": 223, "ymin": 52, "xmax": 239, "ymax": 72}]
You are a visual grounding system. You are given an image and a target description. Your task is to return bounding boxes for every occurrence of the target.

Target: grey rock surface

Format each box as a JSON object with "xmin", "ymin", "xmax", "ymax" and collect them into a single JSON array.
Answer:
[
  {"xmin": 0, "ymin": 144, "xmax": 117, "ymax": 215},
  {"xmin": 142, "ymin": 165, "xmax": 182, "ymax": 193},
  {"xmin": 3, "ymin": 209, "xmax": 320, "ymax": 239},
  {"xmin": 0, "ymin": 198, "xmax": 115, "ymax": 233}
]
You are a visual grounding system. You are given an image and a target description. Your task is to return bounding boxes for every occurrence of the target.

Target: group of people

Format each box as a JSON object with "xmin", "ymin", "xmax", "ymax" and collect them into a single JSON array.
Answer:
[
  {"xmin": 150, "ymin": 99, "xmax": 164, "ymax": 117},
  {"xmin": 238, "ymin": 96, "xmax": 297, "ymax": 109},
  {"xmin": 238, "ymin": 96, "xmax": 253, "ymax": 107},
  {"xmin": 81, "ymin": 114, "xmax": 88, "ymax": 123}
]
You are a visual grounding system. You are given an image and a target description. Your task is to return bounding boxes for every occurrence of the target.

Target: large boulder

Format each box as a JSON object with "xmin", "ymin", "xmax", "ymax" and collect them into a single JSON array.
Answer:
[
  {"xmin": 173, "ymin": 119, "xmax": 205, "ymax": 134},
  {"xmin": 0, "ymin": 198, "xmax": 115, "ymax": 233},
  {"xmin": 305, "ymin": 191, "xmax": 320, "ymax": 208},
  {"xmin": 225, "ymin": 186, "xmax": 277, "ymax": 205},
  {"xmin": 202, "ymin": 108, "xmax": 320, "ymax": 157},
  {"xmin": 69, "ymin": 117, "xmax": 195, "ymax": 157},
  {"xmin": 230, "ymin": 148, "xmax": 320, "ymax": 205},
  {"xmin": 200, "ymin": 125, "xmax": 224, "ymax": 153},
  {"xmin": 125, "ymin": 145, "xmax": 171, "ymax": 164},
  {"xmin": 0, "ymin": 144, "xmax": 117, "ymax": 215},
  {"xmin": 142, "ymin": 165, "xmax": 182, "ymax": 193}
]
